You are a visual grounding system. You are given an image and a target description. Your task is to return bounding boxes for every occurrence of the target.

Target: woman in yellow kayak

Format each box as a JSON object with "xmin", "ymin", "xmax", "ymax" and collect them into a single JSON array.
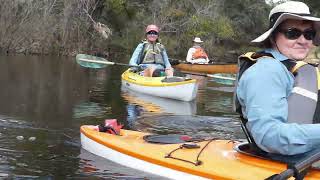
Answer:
[
  {"xmin": 129, "ymin": 24, "xmax": 174, "ymax": 77},
  {"xmin": 235, "ymin": 1, "xmax": 320, "ymax": 155},
  {"xmin": 186, "ymin": 37, "xmax": 210, "ymax": 64}
]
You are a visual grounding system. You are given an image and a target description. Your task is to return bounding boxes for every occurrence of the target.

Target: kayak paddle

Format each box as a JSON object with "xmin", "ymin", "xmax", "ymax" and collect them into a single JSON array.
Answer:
[{"xmin": 76, "ymin": 54, "xmax": 137, "ymax": 68}]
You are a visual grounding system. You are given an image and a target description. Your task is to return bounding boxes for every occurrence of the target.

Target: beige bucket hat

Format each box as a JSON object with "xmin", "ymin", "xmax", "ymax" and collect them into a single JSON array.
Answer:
[
  {"xmin": 252, "ymin": 1, "xmax": 320, "ymax": 43},
  {"xmin": 193, "ymin": 37, "xmax": 203, "ymax": 43}
]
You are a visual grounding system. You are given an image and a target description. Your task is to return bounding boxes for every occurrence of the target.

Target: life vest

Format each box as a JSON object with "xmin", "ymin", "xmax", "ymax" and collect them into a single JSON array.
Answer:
[
  {"xmin": 234, "ymin": 52, "xmax": 320, "ymax": 124},
  {"xmin": 138, "ymin": 41, "xmax": 165, "ymax": 67},
  {"xmin": 192, "ymin": 47, "xmax": 208, "ymax": 59}
]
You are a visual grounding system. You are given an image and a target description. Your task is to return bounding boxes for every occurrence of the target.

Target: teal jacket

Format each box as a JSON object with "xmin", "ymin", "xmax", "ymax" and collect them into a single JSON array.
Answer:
[{"xmin": 236, "ymin": 48, "xmax": 320, "ymax": 155}]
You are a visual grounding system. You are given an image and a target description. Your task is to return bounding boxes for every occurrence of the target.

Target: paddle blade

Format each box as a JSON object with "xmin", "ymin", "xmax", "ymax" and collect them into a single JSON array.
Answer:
[{"xmin": 76, "ymin": 54, "xmax": 112, "ymax": 68}]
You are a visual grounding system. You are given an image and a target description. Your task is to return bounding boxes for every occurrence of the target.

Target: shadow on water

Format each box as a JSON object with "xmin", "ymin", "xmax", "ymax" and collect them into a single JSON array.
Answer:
[
  {"xmin": 0, "ymin": 55, "xmax": 91, "ymax": 127},
  {"xmin": 0, "ymin": 55, "xmax": 244, "ymax": 179}
]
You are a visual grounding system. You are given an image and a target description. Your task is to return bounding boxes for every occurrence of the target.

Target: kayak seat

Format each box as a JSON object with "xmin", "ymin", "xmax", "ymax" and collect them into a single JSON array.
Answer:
[
  {"xmin": 236, "ymin": 116, "xmax": 320, "ymax": 169},
  {"xmin": 235, "ymin": 142, "xmax": 320, "ymax": 170},
  {"xmin": 238, "ymin": 116, "xmax": 265, "ymax": 154}
]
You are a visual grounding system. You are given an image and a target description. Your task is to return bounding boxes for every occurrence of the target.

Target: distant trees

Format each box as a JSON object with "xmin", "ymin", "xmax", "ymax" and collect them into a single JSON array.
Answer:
[
  {"xmin": 303, "ymin": 0, "xmax": 320, "ymax": 16},
  {"xmin": 0, "ymin": 0, "xmax": 104, "ymax": 55},
  {"xmin": 96, "ymin": 0, "xmax": 271, "ymax": 59},
  {"xmin": 0, "ymin": 0, "xmax": 319, "ymax": 62}
]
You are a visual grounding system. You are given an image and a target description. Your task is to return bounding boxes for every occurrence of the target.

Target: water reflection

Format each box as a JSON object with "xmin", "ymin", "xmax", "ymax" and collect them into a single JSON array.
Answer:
[
  {"xmin": 121, "ymin": 85, "xmax": 197, "ymax": 127},
  {"xmin": 122, "ymin": 86, "xmax": 197, "ymax": 115},
  {"xmin": 0, "ymin": 55, "xmax": 90, "ymax": 128},
  {"xmin": 185, "ymin": 74, "xmax": 208, "ymax": 89},
  {"xmin": 73, "ymin": 102, "xmax": 110, "ymax": 119}
]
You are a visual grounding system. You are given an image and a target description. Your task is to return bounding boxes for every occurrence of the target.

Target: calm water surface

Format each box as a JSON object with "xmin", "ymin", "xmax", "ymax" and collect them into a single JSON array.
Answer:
[{"xmin": 0, "ymin": 55, "xmax": 244, "ymax": 179}]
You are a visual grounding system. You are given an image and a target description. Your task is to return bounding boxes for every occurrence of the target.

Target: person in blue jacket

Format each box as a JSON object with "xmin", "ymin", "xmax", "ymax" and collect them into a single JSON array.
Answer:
[
  {"xmin": 235, "ymin": 1, "xmax": 320, "ymax": 155},
  {"xmin": 129, "ymin": 24, "xmax": 173, "ymax": 77}
]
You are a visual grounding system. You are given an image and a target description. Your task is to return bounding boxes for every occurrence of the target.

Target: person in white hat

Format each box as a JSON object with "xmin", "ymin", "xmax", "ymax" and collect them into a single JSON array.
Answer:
[
  {"xmin": 186, "ymin": 37, "xmax": 210, "ymax": 64},
  {"xmin": 129, "ymin": 24, "xmax": 173, "ymax": 77},
  {"xmin": 235, "ymin": 1, "xmax": 320, "ymax": 155}
]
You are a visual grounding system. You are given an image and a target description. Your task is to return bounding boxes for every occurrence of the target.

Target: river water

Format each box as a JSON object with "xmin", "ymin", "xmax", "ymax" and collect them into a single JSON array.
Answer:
[{"xmin": 0, "ymin": 55, "xmax": 244, "ymax": 179}]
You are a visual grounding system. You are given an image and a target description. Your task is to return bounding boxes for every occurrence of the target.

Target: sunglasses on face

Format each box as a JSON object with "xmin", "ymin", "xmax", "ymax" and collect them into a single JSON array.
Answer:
[
  {"xmin": 146, "ymin": 31, "xmax": 158, "ymax": 35},
  {"xmin": 278, "ymin": 28, "xmax": 316, "ymax": 40}
]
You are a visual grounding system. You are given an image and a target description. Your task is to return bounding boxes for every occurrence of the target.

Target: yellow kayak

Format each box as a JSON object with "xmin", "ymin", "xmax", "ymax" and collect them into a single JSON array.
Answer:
[
  {"xmin": 80, "ymin": 125, "xmax": 320, "ymax": 180},
  {"xmin": 121, "ymin": 69, "xmax": 198, "ymax": 101}
]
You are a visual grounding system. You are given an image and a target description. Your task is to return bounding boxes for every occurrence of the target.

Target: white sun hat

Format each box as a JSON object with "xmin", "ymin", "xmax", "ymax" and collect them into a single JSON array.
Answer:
[
  {"xmin": 193, "ymin": 37, "xmax": 203, "ymax": 43},
  {"xmin": 252, "ymin": 1, "xmax": 320, "ymax": 43}
]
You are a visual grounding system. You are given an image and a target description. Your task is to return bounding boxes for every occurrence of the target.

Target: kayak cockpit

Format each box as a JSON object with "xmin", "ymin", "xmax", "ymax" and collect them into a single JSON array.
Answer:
[{"xmin": 235, "ymin": 142, "xmax": 320, "ymax": 169}]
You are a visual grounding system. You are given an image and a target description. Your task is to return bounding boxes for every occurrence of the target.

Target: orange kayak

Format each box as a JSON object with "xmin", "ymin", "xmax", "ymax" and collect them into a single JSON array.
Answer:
[
  {"xmin": 173, "ymin": 63, "xmax": 238, "ymax": 74},
  {"xmin": 80, "ymin": 125, "xmax": 320, "ymax": 180}
]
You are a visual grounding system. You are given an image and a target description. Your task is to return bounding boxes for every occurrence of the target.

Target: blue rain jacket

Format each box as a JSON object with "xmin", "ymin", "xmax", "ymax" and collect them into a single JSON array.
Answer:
[{"xmin": 236, "ymin": 48, "xmax": 320, "ymax": 155}]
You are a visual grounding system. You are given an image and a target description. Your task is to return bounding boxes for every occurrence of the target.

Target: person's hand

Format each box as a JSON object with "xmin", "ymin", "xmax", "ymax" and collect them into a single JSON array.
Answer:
[
  {"xmin": 139, "ymin": 64, "xmax": 148, "ymax": 69},
  {"xmin": 130, "ymin": 66, "xmax": 140, "ymax": 72},
  {"xmin": 165, "ymin": 67, "xmax": 174, "ymax": 77}
]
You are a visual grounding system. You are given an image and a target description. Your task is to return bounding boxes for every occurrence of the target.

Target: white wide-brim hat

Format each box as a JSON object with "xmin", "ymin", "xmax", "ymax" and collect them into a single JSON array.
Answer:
[
  {"xmin": 193, "ymin": 37, "xmax": 203, "ymax": 43},
  {"xmin": 252, "ymin": 1, "xmax": 320, "ymax": 43}
]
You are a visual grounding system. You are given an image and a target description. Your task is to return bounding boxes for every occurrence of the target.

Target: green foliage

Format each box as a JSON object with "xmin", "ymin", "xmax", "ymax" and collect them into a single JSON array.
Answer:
[
  {"xmin": 226, "ymin": 1, "xmax": 269, "ymax": 42},
  {"xmin": 303, "ymin": 0, "xmax": 320, "ymax": 16},
  {"xmin": 169, "ymin": 9, "xmax": 186, "ymax": 18},
  {"xmin": 213, "ymin": 16, "xmax": 237, "ymax": 40},
  {"xmin": 102, "ymin": 0, "xmax": 138, "ymax": 29},
  {"xmin": 107, "ymin": 0, "xmax": 126, "ymax": 13},
  {"xmin": 187, "ymin": 16, "xmax": 236, "ymax": 40}
]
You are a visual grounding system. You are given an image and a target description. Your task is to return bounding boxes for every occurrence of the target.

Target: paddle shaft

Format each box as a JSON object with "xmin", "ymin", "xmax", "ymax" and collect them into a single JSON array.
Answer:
[
  {"xmin": 268, "ymin": 150, "xmax": 320, "ymax": 180},
  {"xmin": 180, "ymin": 71, "xmax": 232, "ymax": 78},
  {"xmin": 271, "ymin": 169, "xmax": 294, "ymax": 180},
  {"xmin": 78, "ymin": 58, "xmax": 137, "ymax": 67}
]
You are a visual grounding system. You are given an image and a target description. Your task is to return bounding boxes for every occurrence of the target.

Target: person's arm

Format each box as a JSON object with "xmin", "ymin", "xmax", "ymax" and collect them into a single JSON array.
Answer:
[
  {"xmin": 161, "ymin": 48, "xmax": 172, "ymax": 68},
  {"xmin": 186, "ymin": 48, "xmax": 194, "ymax": 63},
  {"xmin": 237, "ymin": 58, "xmax": 320, "ymax": 155},
  {"xmin": 129, "ymin": 43, "xmax": 144, "ymax": 66},
  {"xmin": 205, "ymin": 50, "xmax": 210, "ymax": 63}
]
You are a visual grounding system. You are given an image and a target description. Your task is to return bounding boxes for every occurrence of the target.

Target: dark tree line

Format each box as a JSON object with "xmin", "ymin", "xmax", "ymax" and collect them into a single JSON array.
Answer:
[{"xmin": 0, "ymin": 0, "xmax": 319, "ymax": 62}]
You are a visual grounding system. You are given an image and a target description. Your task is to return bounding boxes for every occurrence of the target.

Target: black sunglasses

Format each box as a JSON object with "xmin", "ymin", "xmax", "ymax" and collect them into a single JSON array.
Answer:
[
  {"xmin": 146, "ymin": 31, "xmax": 158, "ymax": 35},
  {"xmin": 278, "ymin": 28, "xmax": 316, "ymax": 40}
]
